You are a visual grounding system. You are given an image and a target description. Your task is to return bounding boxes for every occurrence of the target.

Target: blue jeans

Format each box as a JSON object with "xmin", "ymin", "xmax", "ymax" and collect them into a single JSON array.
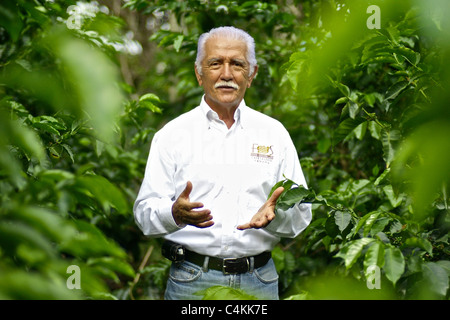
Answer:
[{"xmin": 164, "ymin": 258, "xmax": 279, "ymax": 300}]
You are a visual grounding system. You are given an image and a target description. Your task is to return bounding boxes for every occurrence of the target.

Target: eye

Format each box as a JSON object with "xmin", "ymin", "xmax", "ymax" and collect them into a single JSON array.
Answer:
[{"xmin": 208, "ymin": 60, "xmax": 221, "ymax": 67}]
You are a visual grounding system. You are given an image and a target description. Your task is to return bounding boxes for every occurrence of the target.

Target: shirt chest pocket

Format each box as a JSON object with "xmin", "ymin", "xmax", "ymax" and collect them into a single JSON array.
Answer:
[
  {"xmin": 175, "ymin": 163, "xmax": 220, "ymax": 201},
  {"xmin": 239, "ymin": 162, "xmax": 279, "ymax": 193}
]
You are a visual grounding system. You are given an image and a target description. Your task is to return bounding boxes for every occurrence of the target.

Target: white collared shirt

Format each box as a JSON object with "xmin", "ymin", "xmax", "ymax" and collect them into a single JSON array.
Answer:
[{"xmin": 134, "ymin": 97, "xmax": 312, "ymax": 258}]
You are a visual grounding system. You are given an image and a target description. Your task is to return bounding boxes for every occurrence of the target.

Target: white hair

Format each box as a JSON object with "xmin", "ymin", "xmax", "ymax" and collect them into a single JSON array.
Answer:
[{"xmin": 195, "ymin": 26, "xmax": 257, "ymax": 77}]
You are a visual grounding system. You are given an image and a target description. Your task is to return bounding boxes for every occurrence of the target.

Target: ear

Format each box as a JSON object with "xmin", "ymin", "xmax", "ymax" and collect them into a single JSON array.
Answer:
[
  {"xmin": 194, "ymin": 65, "xmax": 203, "ymax": 86},
  {"xmin": 247, "ymin": 65, "xmax": 259, "ymax": 88}
]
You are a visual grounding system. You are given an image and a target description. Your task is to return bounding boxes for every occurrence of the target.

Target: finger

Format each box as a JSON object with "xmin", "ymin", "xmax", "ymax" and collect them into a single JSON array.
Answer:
[
  {"xmin": 195, "ymin": 220, "xmax": 215, "ymax": 228},
  {"xmin": 237, "ymin": 216, "xmax": 263, "ymax": 230},
  {"xmin": 188, "ymin": 201, "xmax": 206, "ymax": 210},
  {"xmin": 237, "ymin": 210, "xmax": 275, "ymax": 230},
  {"xmin": 236, "ymin": 223, "xmax": 250, "ymax": 230},
  {"xmin": 179, "ymin": 181, "xmax": 193, "ymax": 199},
  {"xmin": 186, "ymin": 209, "xmax": 212, "ymax": 223},
  {"xmin": 191, "ymin": 209, "xmax": 212, "ymax": 220},
  {"xmin": 237, "ymin": 220, "xmax": 264, "ymax": 230},
  {"xmin": 268, "ymin": 186, "xmax": 284, "ymax": 204}
]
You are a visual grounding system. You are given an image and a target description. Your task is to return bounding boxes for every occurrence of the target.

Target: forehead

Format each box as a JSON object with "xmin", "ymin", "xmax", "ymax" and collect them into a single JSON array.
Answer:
[{"xmin": 203, "ymin": 37, "xmax": 248, "ymax": 61}]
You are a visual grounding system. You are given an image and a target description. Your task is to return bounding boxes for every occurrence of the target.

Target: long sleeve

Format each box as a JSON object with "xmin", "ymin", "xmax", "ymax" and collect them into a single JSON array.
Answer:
[
  {"xmin": 264, "ymin": 129, "xmax": 312, "ymax": 238},
  {"xmin": 133, "ymin": 131, "xmax": 182, "ymax": 237}
]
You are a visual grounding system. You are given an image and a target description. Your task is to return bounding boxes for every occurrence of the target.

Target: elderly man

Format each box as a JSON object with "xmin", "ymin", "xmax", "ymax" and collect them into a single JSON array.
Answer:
[{"xmin": 134, "ymin": 26, "xmax": 312, "ymax": 300}]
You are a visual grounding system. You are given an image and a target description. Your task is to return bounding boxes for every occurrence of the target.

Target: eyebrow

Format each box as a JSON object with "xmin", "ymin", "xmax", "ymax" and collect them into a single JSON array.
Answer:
[
  {"xmin": 231, "ymin": 58, "xmax": 247, "ymax": 66},
  {"xmin": 206, "ymin": 58, "xmax": 248, "ymax": 65},
  {"xmin": 206, "ymin": 58, "xmax": 222, "ymax": 64}
]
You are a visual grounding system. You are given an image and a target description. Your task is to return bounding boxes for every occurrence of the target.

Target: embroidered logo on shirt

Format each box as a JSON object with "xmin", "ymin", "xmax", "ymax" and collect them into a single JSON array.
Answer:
[{"xmin": 251, "ymin": 143, "xmax": 274, "ymax": 163}]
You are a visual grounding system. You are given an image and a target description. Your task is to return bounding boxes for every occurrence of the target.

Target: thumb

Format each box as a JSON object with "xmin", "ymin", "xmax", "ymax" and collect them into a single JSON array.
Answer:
[
  {"xmin": 179, "ymin": 181, "xmax": 193, "ymax": 199},
  {"xmin": 268, "ymin": 186, "xmax": 284, "ymax": 205}
]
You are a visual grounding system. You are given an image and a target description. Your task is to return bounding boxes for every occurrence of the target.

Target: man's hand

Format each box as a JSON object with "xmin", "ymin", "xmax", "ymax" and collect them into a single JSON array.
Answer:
[
  {"xmin": 237, "ymin": 187, "xmax": 284, "ymax": 230},
  {"xmin": 172, "ymin": 181, "xmax": 214, "ymax": 228}
]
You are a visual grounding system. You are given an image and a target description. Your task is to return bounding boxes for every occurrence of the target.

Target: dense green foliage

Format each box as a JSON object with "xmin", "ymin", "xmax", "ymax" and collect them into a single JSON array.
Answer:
[{"xmin": 0, "ymin": 0, "xmax": 448, "ymax": 300}]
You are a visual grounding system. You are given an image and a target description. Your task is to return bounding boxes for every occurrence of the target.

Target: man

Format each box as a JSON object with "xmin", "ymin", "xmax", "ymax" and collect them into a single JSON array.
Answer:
[{"xmin": 134, "ymin": 26, "xmax": 312, "ymax": 300}]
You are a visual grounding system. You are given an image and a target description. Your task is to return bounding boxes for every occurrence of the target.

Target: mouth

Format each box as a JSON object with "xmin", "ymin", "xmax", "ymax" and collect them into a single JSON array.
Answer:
[{"xmin": 215, "ymin": 81, "xmax": 239, "ymax": 90}]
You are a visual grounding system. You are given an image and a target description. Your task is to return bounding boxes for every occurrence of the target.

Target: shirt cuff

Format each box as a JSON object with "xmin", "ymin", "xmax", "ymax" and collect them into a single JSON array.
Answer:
[
  {"xmin": 264, "ymin": 208, "xmax": 287, "ymax": 234},
  {"xmin": 159, "ymin": 199, "xmax": 185, "ymax": 233}
]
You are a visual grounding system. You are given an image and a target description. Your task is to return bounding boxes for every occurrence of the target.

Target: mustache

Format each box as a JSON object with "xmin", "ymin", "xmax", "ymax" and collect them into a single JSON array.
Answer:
[{"xmin": 214, "ymin": 81, "xmax": 239, "ymax": 90}]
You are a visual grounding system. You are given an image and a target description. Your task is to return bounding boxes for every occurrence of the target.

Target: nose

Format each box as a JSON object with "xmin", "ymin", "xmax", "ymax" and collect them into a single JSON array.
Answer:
[{"xmin": 220, "ymin": 63, "xmax": 233, "ymax": 81}]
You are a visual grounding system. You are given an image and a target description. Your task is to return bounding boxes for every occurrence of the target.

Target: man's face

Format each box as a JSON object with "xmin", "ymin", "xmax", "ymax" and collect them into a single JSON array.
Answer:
[{"xmin": 195, "ymin": 36, "xmax": 258, "ymax": 111}]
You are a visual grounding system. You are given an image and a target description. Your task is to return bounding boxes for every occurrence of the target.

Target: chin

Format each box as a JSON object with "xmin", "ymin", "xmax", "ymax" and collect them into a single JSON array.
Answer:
[
  {"xmin": 206, "ymin": 92, "xmax": 243, "ymax": 108},
  {"xmin": 217, "ymin": 94, "xmax": 241, "ymax": 104}
]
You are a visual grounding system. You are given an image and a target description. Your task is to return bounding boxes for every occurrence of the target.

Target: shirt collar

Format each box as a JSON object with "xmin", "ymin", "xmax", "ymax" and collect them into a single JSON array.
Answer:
[{"xmin": 200, "ymin": 95, "xmax": 246, "ymax": 129}]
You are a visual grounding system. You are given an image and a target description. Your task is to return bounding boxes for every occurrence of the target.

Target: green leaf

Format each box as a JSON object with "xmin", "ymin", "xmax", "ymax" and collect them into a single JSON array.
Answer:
[
  {"xmin": 60, "ymin": 220, "xmax": 126, "ymax": 259},
  {"xmin": 139, "ymin": 93, "xmax": 162, "ymax": 113},
  {"xmin": 0, "ymin": 270, "xmax": 81, "ymax": 300},
  {"xmin": 87, "ymin": 257, "xmax": 136, "ymax": 278},
  {"xmin": 370, "ymin": 217, "xmax": 391, "ymax": 235},
  {"xmin": 32, "ymin": 115, "xmax": 67, "ymax": 133},
  {"xmin": 12, "ymin": 206, "xmax": 77, "ymax": 243},
  {"xmin": 285, "ymin": 52, "xmax": 311, "ymax": 92},
  {"xmin": 336, "ymin": 238, "xmax": 375, "ymax": 269},
  {"xmin": 384, "ymin": 246, "xmax": 405, "ymax": 286},
  {"xmin": 139, "ymin": 93, "xmax": 161, "ymax": 103},
  {"xmin": 385, "ymin": 80, "xmax": 409, "ymax": 100},
  {"xmin": 354, "ymin": 121, "xmax": 368, "ymax": 140},
  {"xmin": 173, "ymin": 34, "xmax": 184, "ymax": 52},
  {"xmin": 325, "ymin": 215, "xmax": 339, "ymax": 238},
  {"xmin": 61, "ymin": 144, "xmax": 75, "ymax": 163},
  {"xmin": 362, "ymin": 211, "xmax": 381, "ymax": 237},
  {"xmin": 0, "ymin": 0, "xmax": 24, "ymax": 42},
  {"xmin": 374, "ymin": 168, "xmax": 391, "ymax": 186},
  {"xmin": 334, "ymin": 210, "xmax": 352, "ymax": 233},
  {"xmin": 38, "ymin": 169, "xmax": 75, "ymax": 182},
  {"xmin": 364, "ymin": 241, "xmax": 385, "ymax": 277},
  {"xmin": 8, "ymin": 119, "xmax": 46, "ymax": 161},
  {"xmin": 284, "ymin": 291, "xmax": 310, "ymax": 300},
  {"xmin": 436, "ymin": 261, "xmax": 450, "ymax": 276},
  {"xmin": 381, "ymin": 129, "xmax": 401, "ymax": 167},
  {"xmin": 271, "ymin": 246, "xmax": 285, "ymax": 272},
  {"xmin": 368, "ymin": 121, "xmax": 382, "ymax": 140},
  {"xmin": 75, "ymin": 175, "xmax": 128, "ymax": 214},
  {"xmin": 349, "ymin": 179, "xmax": 371, "ymax": 193},
  {"xmin": 383, "ymin": 185, "xmax": 403, "ymax": 208},
  {"xmin": 332, "ymin": 81, "xmax": 351, "ymax": 97},
  {"xmin": 395, "ymin": 46, "xmax": 420, "ymax": 66},
  {"xmin": 32, "ymin": 122, "xmax": 61, "ymax": 136},
  {"xmin": 0, "ymin": 221, "xmax": 55, "ymax": 259},
  {"xmin": 277, "ymin": 185, "xmax": 314, "ymax": 210},
  {"xmin": 53, "ymin": 29, "xmax": 125, "ymax": 144},
  {"xmin": 421, "ymin": 262, "xmax": 449, "ymax": 298},
  {"xmin": 333, "ymin": 117, "xmax": 366, "ymax": 146},
  {"xmin": 0, "ymin": 147, "xmax": 26, "ymax": 188},
  {"xmin": 403, "ymin": 237, "xmax": 433, "ymax": 255},
  {"xmin": 286, "ymin": 59, "xmax": 305, "ymax": 92},
  {"xmin": 347, "ymin": 101, "xmax": 360, "ymax": 119},
  {"xmin": 335, "ymin": 97, "xmax": 348, "ymax": 105}
]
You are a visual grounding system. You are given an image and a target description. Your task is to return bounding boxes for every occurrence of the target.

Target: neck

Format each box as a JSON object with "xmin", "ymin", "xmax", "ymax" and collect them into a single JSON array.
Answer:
[{"xmin": 205, "ymin": 97, "xmax": 240, "ymax": 129}]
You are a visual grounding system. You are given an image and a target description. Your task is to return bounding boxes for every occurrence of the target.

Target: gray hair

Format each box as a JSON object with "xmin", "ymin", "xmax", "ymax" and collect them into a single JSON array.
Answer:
[{"xmin": 195, "ymin": 26, "xmax": 257, "ymax": 77}]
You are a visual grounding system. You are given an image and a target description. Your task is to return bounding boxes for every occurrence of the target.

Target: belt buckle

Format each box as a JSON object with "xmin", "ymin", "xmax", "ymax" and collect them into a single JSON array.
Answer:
[{"xmin": 222, "ymin": 258, "xmax": 249, "ymax": 275}]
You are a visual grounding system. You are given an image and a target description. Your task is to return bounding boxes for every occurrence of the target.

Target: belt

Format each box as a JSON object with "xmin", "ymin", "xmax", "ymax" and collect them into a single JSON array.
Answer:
[{"xmin": 184, "ymin": 249, "xmax": 272, "ymax": 275}]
